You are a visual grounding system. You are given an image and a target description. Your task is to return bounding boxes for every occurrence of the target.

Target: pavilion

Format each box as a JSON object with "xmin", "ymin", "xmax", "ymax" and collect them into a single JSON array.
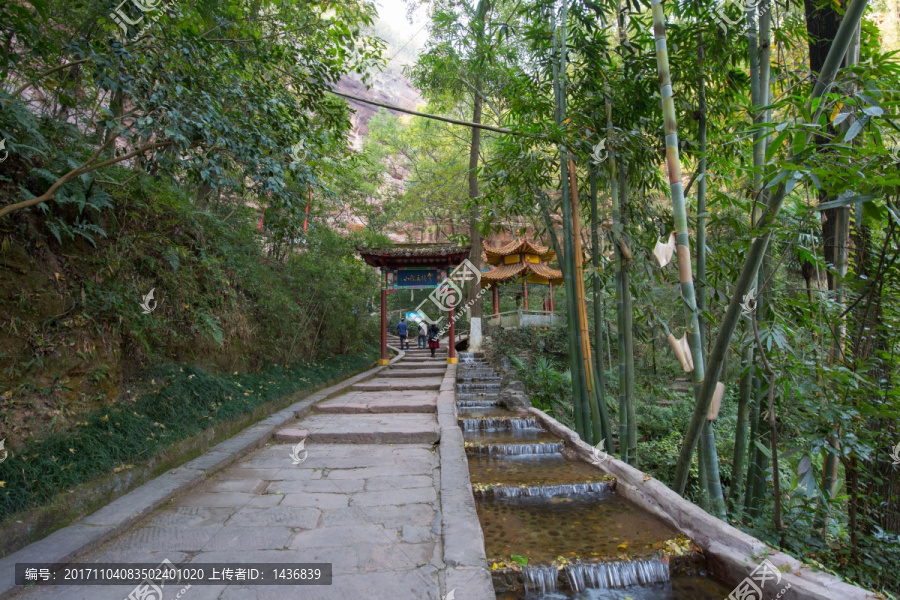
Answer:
[
  {"xmin": 480, "ymin": 239, "xmax": 563, "ymax": 319},
  {"xmin": 357, "ymin": 244, "xmax": 472, "ymax": 365}
]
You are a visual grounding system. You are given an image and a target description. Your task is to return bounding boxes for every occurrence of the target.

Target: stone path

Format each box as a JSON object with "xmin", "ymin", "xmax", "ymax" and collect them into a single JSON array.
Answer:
[{"xmin": 4, "ymin": 349, "xmax": 493, "ymax": 600}]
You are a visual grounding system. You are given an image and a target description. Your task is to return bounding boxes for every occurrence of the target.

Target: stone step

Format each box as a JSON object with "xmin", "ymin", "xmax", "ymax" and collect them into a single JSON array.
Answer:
[
  {"xmin": 387, "ymin": 369, "xmax": 447, "ymax": 378},
  {"xmin": 390, "ymin": 362, "xmax": 448, "ymax": 370},
  {"xmin": 398, "ymin": 356, "xmax": 450, "ymax": 362},
  {"xmin": 352, "ymin": 377, "xmax": 442, "ymax": 391},
  {"xmin": 317, "ymin": 390, "xmax": 437, "ymax": 414},
  {"xmin": 273, "ymin": 427, "xmax": 309, "ymax": 443},
  {"xmin": 300, "ymin": 413, "xmax": 440, "ymax": 444}
]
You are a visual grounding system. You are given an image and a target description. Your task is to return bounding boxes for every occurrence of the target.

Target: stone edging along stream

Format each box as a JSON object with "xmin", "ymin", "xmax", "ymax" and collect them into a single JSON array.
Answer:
[
  {"xmin": 528, "ymin": 407, "xmax": 878, "ymax": 600},
  {"xmin": 0, "ymin": 352, "xmax": 402, "ymax": 600},
  {"xmin": 437, "ymin": 361, "xmax": 496, "ymax": 599}
]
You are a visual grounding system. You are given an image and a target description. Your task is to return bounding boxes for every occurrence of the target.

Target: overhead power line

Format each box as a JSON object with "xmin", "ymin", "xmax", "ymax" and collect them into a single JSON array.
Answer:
[{"xmin": 327, "ymin": 89, "xmax": 516, "ymax": 135}]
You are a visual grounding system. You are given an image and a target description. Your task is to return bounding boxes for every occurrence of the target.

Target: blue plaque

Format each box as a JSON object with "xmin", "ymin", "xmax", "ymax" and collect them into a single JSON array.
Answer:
[{"xmin": 395, "ymin": 269, "xmax": 438, "ymax": 289}]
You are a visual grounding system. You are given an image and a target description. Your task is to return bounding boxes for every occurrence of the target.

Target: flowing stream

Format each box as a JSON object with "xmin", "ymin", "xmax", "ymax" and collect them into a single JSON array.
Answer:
[{"xmin": 457, "ymin": 352, "xmax": 734, "ymax": 599}]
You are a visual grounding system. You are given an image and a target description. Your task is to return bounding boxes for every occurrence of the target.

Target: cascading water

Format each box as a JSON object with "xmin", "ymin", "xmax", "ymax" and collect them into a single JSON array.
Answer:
[
  {"xmin": 460, "ymin": 417, "xmax": 539, "ymax": 431},
  {"xmin": 564, "ymin": 557, "xmax": 671, "ymax": 592},
  {"xmin": 456, "ymin": 392, "xmax": 500, "ymax": 400},
  {"xmin": 457, "ymin": 399, "xmax": 500, "ymax": 408},
  {"xmin": 522, "ymin": 565, "xmax": 559, "ymax": 594},
  {"xmin": 457, "ymin": 382, "xmax": 502, "ymax": 392},
  {"xmin": 465, "ymin": 442, "xmax": 564, "ymax": 456},
  {"xmin": 475, "ymin": 481, "xmax": 614, "ymax": 498}
]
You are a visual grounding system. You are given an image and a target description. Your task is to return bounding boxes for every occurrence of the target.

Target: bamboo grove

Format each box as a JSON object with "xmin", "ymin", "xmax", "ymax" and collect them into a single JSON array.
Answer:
[{"xmin": 411, "ymin": 0, "xmax": 900, "ymax": 593}]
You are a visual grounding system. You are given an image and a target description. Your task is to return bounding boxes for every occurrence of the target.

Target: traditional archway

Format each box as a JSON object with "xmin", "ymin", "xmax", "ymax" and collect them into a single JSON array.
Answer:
[{"xmin": 357, "ymin": 244, "xmax": 472, "ymax": 364}]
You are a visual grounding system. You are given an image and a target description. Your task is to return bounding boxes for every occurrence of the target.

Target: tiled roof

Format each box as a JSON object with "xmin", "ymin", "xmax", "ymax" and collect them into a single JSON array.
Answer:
[
  {"xmin": 483, "ymin": 240, "xmax": 555, "ymax": 265},
  {"xmin": 480, "ymin": 261, "xmax": 563, "ymax": 285},
  {"xmin": 356, "ymin": 245, "xmax": 472, "ymax": 268}
]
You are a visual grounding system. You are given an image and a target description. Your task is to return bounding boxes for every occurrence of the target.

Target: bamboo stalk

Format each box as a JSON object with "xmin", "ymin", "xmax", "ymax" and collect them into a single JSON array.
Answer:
[
  {"xmin": 671, "ymin": 0, "xmax": 870, "ymax": 494},
  {"xmin": 590, "ymin": 168, "xmax": 615, "ymax": 446},
  {"xmin": 620, "ymin": 162, "xmax": 637, "ymax": 465},
  {"xmin": 729, "ymin": 344, "xmax": 753, "ymax": 515},
  {"xmin": 651, "ymin": 0, "xmax": 715, "ymax": 506},
  {"xmin": 552, "ymin": 6, "xmax": 588, "ymax": 439},
  {"xmin": 605, "ymin": 94, "xmax": 628, "ymax": 461},
  {"xmin": 570, "ymin": 156, "xmax": 597, "ymax": 444}
]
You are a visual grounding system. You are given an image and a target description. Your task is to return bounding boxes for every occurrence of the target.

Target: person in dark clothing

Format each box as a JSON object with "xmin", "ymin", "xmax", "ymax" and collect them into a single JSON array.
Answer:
[
  {"xmin": 397, "ymin": 317, "xmax": 409, "ymax": 350},
  {"xmin": 427, "ymin": 324, "xmax": 440, "ymax": 358}
]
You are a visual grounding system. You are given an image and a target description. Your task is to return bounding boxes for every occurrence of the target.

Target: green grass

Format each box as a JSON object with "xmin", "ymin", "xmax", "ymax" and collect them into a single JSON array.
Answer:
[{"xmin": 0, "ymin": 350, "xmax": 376, "ymax": 519}]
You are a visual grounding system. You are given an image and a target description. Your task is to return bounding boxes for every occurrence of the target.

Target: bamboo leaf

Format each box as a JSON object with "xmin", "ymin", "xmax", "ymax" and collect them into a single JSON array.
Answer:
[
  {"xmin": 843, "ymin": 116, "xmax": 868, "ymax": 142},
  {"xmin": 753, "ymin": 440, "xmax": 772, "ymax": 459}
]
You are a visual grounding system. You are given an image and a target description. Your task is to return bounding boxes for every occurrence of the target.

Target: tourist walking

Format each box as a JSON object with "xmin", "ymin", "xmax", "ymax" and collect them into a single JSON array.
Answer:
[
  {"xmin": 427, "ymin": 324, "xmax": 440, "ymax": 358},
  {"xmin": 417, "ymin": 321, "xmax": 427, "ymax": 348},
  {"xmin": 397, "ymin": 316, "xmax": 409, "ymax": 350}
]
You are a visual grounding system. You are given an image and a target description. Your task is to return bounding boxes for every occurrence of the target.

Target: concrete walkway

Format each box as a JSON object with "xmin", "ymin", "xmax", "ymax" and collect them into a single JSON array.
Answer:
[{"xmin": 2, "ymin": 349, "xmax": 493, "ymax": 600}]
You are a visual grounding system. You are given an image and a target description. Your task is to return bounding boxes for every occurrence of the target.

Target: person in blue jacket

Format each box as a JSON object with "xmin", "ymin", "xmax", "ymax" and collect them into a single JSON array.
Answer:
[{"xmin": 397, "ymin": 317, "xmax": 409, "ymax": 350}]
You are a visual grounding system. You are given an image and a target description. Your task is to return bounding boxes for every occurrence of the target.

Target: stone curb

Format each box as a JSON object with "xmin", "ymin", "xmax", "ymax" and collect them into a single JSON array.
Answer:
[
  {"xmin": 437, "ymin": 363, "xmax": 494, "ymax": 600},
  {"xmin": 0, "ymin": 357, "xmax": 397, "ymax": 600},
  {"xmin": 527, "ymin": 407, "xmax": 877, "ymax": 600}
]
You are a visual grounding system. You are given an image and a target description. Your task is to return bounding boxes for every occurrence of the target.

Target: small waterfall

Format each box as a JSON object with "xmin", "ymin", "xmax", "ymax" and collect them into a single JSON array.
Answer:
[
  {"xmin": 457, "ymin": 382, "xmax": 502, "ymax": 392},
  {"xmin": 521, "ymin": 565, "xmax": 559, "ymax": 594},
  {"xmin": 456, "ymin": 392, "xmax": 500, "ymax": 399},
  {"xmin": 466, "ymin": 442, "xmax": 564, "ymax": 456},
  {"xmin": 477, "ymin": 481, "xmax": 614, "ymax": 498},
  {"xmin": 457, "ymin": 400, "xmax": 500, "ymax": 408},
  {"xmin": 457, "ymin": 375, "xmax": 502, "ymax": 382},
  {"xmin": 564, "ymin": 557, "xmax": 670, "ymax": 592},
  {"xmin": 460, "ymin": 417, "xmax": 538, "ymax": 431}
]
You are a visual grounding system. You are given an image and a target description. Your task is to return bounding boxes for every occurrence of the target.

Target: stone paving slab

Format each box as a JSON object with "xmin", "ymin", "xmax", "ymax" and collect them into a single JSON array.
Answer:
[
  {"xmin": 317, "ymin": 390, "xmax": 437, "ymax": 414},
  {"xmin": 301, "ymin": 413, "xmax": 440, "ymax": 444},
  {"xmin": 351, "ymin": 377, "xmax": 442, "ymax": 391}
]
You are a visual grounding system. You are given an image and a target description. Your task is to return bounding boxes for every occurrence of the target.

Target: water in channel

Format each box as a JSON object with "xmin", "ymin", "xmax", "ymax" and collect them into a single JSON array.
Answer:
[{"xmin": 456, "ymin": 353, "xmax": 734, "ymax": 599}]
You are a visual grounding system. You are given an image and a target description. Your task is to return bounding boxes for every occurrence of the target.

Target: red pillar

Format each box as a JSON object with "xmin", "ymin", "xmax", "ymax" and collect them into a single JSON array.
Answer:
[
  {"xmin": 492, "ymin": 283, "xmax": 499, "ymax": 317},
  {"xmin": 448, "ymin": 305, "xmax": 457, "ymax": 363},
  {"xmin": 523, "ymin": 279, "xmax": 529, "ymax": 310},
  {"xmin": 379, "ymin": 269, "xmax": 389, "ymax": 365},
  {"xmin": 549, "ymin": 281, "xmax": 555, "ymax": 312}
]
